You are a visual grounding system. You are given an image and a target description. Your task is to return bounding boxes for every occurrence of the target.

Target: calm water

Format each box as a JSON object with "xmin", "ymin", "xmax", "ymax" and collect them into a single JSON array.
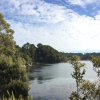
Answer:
[{"xmin": 27, "ymin": 61, "xmax": 99, "ymax": 100}]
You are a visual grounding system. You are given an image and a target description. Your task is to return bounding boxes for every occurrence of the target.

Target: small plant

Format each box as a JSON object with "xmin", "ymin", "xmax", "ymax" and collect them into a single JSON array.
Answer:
[{"xmin": 69, "ymin": 55, "xmax": 86, "ymax": 100}]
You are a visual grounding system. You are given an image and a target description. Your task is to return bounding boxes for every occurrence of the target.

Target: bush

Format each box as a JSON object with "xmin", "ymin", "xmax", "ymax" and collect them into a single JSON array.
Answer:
[
  {"xmin": 4, "ymin": 80, "xmax": 30, "ymax": 99},
  {"xmin": 0, "ymin": 54, "xmax": 30, "ymax": 98}
]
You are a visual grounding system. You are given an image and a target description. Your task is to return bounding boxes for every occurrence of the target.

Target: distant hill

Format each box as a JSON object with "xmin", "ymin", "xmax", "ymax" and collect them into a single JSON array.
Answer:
[{"xmin": 59, "ymin": 52, "xmax": 100, "ymax": 60}]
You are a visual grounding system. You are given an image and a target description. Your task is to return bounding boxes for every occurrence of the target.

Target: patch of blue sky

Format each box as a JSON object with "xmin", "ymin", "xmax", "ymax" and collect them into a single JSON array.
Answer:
[
  {"xmin": 44, "ymin": 0, "xmax": 68, "ymax": 6},
  {"xmin": 84, "ymin": 4, "xmax": 100, "ymax": 17},
  {"xmin": 44, "ymin": 0, "xmax": 99, "ymax": 18},
  {"xmin": 4, "ymin": 15, "xmax": 42, "ymax": 26},
  {"xmin": 68, "ymin": 5, "xmax": 95, "ymax": 17},
  {"xmin": 3, "ymin": 15, "xmax": 45, "ymax": 33}
]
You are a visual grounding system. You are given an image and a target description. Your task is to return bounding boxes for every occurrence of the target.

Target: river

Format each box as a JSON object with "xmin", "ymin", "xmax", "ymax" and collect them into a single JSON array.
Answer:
[{"xmin": 27, "ymin": 61, "xmax": 99, "ymax": 100}]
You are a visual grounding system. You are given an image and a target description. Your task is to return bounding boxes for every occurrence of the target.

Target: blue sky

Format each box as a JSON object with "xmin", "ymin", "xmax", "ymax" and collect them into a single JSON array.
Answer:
[{"xmin": 1, "ymin": 0, "xmax": 100, "ymax": 53}]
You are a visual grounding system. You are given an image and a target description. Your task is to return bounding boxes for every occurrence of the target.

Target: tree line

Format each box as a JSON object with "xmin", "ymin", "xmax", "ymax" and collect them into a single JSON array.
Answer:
[
  {"xmin": 20, "ymin": 42, "xmax": 67, "ymax": 63},
  {"xmin": 60, "ymin": 52, "xmax": 100, "ymax": 60}
]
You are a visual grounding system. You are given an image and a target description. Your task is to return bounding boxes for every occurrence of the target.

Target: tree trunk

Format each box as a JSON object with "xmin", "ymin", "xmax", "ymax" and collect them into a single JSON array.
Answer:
[{"xmin": 77, "ymin": 82, "xmax": 79, "ymax": 100}]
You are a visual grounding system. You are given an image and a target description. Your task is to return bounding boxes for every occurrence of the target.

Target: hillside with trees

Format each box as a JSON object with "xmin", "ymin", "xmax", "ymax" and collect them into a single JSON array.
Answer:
[
  {"xmin": 21, "ymin": 43, "xmax": 67, "ymax": 63},
  {"xmin": 59, "ymin": 52, "xmax": 100, "ymax": 60}
]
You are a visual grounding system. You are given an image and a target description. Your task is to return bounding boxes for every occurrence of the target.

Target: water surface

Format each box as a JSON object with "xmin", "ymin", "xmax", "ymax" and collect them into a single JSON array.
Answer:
[{"xmin": 27, "ymin": 61, "xmax": 99, "ymax": 100}]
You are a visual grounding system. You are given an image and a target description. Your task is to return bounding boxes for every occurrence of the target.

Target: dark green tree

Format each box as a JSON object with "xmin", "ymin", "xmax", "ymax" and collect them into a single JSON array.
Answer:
[
  {"xmin": 0, "ymin": 54, "xmax": 30, "ymax": 98},
  {"xmin": 35, "ymin": 43, "xmax": 67, "ymax": 63},
  {"xmin": 21, "ymin": 42, "xmax": 36, "ymax": 62},
  {"xmin": 0, "ymin": 13, "xmax": 16, "ymax": 56},
  {"xmin": 0, "ymin": 13, "xmax": 30, "ymax": 98}
]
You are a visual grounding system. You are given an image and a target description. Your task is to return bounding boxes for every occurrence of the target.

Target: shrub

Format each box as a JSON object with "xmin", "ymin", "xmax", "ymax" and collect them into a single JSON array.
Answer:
[{"xmin": 0, "ymin": 54, "xmax": 30, "ymax": 98}]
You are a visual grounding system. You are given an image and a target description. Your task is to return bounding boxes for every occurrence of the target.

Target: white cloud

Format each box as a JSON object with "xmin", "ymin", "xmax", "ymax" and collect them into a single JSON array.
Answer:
[
  {"xmin": 95, "ymin": 15, "xmax": 100, "ymax": 20},
  {"xmin": 8, "ymin": 12, "xmax": 100, "ymax": 52},
  {"xmin": 19, "ymin": 4, "xmax": 39, "ymax": 16},
  {"xmin": 65, "ymin": 0, "xmax": 100, "ymax": 8},
  {"xmin": 1, "ymin": 0, "xmax": 100, "ymax": 52},
  {"xmin": 95, "ymin": 10, "xmax": 100, "ymax": 20},
  {"xmin": 0, "ymin": 0, "xmax": 73, "ymax": 24}
]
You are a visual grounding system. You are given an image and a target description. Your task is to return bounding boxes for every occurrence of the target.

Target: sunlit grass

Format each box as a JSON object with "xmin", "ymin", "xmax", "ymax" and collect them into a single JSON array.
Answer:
[{"xmin": 0, "ymin": 90, "xmax": 41, "ymax": 100}]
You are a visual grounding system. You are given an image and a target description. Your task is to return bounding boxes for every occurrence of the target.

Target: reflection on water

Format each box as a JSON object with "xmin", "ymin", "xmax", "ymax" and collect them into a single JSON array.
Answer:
[
  {"xmin": 27, "ymin": 61, "xmax": 99, "ymax": 100},
  {"xmin": 28, "ymin": 76, "xmax": 35, "ymax": 81},
  {"xmin": 26, "ymin": 66, "xmax": 34, "ymax": 73}
]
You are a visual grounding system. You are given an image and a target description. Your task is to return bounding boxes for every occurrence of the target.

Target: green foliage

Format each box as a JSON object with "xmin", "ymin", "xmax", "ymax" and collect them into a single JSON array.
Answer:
[
  {"xmin": 69, "ymin": 55, "xmax": 86, "ymax": 86},
  {"xmin": 0, "ymin": 54, "xmax": 29, "ymax": 98},
  {"xmin": 14, "ymin": 44, "xmax": 32, "ymax": 66},
  {"xmin": 90, "ymin": 55, "xmax": 100, "ymax": 68},
  {"xmin": 60, "ymin": 52, "xmax": 100, "ymax": 60},
  {"xmin": 0, "ymin": 90, "xmax": 32, "ymax": 100},
  {"xmin": 0, "ymin": 90, "xmax": 43, "ymax": 100},
  {"xmin": 69, "ymin": 55, "xmax": 100, "ymax": 100},
  {"xmin": 0, "ymin": 13, "xmax": 16, "ymax": 56},
  {"xmin": 69, "ymin": 91, "xmax": 82, "ymax": 100},
  {"xmin": 79, "ymin": 80, "xmax": 100, "ymax": 100},
  {"xmin": 21, "ymin": 42, "xmax": 67, "ymax": 63},
  {"xmin": 35, "ymin": 43, "xmax": 67, "ymax": 63},
  {"xmin": 69, "ymin": 55, "xmax": 86, "ymax": 100},
  {"xmin": 4, "ymin": 80, "xmax": 29, "ymax": 99},
  {"xmin": 0, "ymin": 12, "xmax": 32, "ymax": 66},
  {"xmin": 0, "ymin": 13, "xmax": 31, "ymax": 99},
  {"xmin": 21, "ymin": 42, "xmax": 35, "ymax": 63}
]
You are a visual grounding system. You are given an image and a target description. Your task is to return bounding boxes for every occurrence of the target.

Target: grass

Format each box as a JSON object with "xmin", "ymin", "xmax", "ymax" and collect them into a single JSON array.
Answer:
[{"xmin": 0, "ymin": 90, "xmax": 41, "ymax": 100}]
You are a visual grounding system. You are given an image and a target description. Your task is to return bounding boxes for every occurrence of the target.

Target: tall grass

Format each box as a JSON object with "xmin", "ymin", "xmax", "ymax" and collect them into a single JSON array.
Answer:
[{"xmin": 0, "ymin": 90, "xmax": 41, "ymax": 100}]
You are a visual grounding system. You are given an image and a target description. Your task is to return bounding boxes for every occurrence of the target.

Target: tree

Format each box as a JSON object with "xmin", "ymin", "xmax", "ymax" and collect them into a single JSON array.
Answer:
[
  {"xmin": 29, "ymin": 44, "xmax": 36, "ymax": 62},
  {"xmin": 21, "ymin": 43, "xmax": 35, "ymax": 63},
  {"xmin": 34, "ymin": 44, "xmax": 67, "ymax": 63},
  {"xmin": 69, "ymin": 55, "xmax": 100, "ymax": 100},
  {"xmin": 69, "ymin": 55, "xmax": 86, "ymax": 100},
  {"xmin": 22, "ymin": 42, "xmax": 30, "ymax": 50},
  {"xmin": 0, "ymin": 54, "xmax": 30, "ymax": 98},
  {"xmin": 37, "ymin": 43, "xmax": 43, "ymax": 48},
  {"xmin": 0, "ymin": 13, "xmax": 30, "ymax": 98},
  {"xmin": 0, "ymin": 13, "xmax": 16, "ymax": 56},
  {"xmin": 79, "ymin": 80, "xmax": 100, "ymax": 100}
]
